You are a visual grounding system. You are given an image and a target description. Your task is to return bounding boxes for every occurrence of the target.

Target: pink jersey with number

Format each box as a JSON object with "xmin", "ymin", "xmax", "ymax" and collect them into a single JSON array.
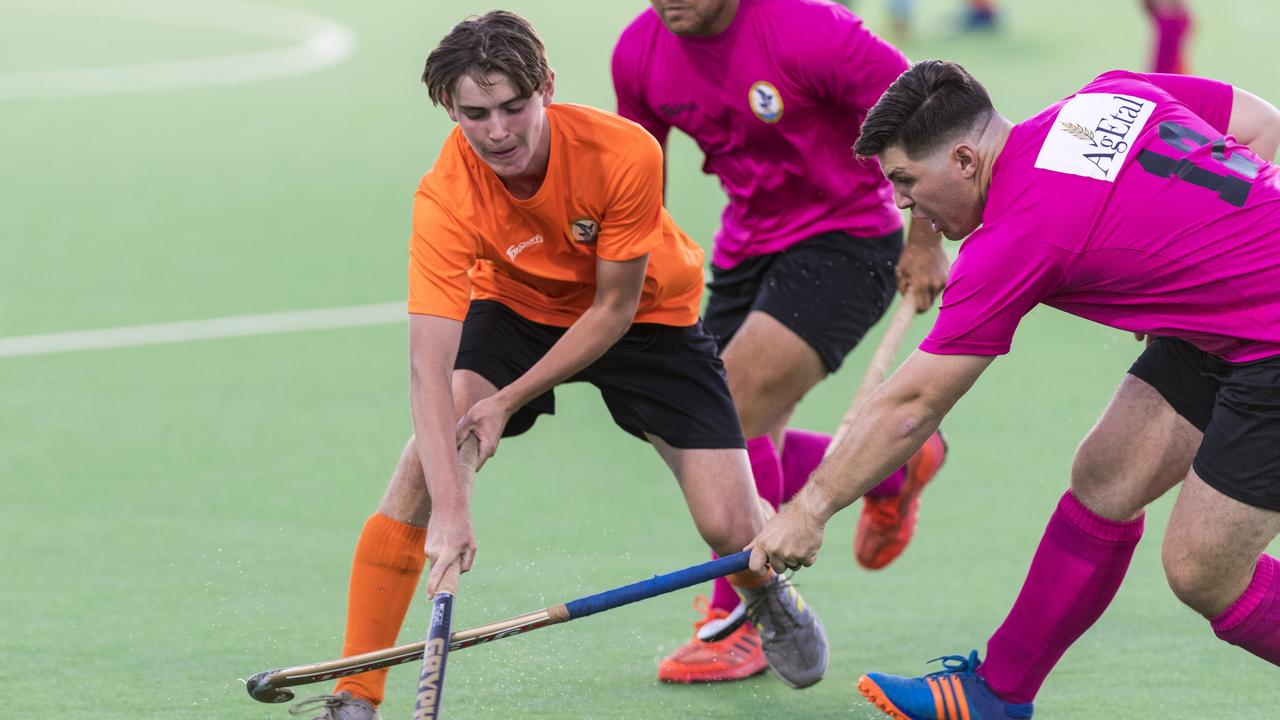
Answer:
[
  {"xmin": 612, "ymin": 0, "xmax": 907, "ymax": 268},
  {"xmin": 922, "ymin": 71, "xmax": 1280, "ymax": 363}
]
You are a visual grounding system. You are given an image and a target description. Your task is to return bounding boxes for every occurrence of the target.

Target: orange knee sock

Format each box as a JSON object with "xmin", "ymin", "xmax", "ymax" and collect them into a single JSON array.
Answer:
[{"xmin": 333, "ymin": 512, "xmax": 427, "ymax": 706}]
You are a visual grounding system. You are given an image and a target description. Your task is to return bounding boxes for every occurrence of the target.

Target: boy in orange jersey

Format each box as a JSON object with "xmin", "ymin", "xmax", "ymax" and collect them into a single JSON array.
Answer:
[{"xmin": 284, "ymin": 12, "xmax": 829, "ymax": 720}]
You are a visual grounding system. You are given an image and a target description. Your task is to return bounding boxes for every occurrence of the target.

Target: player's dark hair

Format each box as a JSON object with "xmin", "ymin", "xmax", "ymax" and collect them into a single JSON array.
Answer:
[
  {"xmin": 855, "ymin": 60, "xmax": 994, "ymax": 159},
  {"xmin": 422, "ymin": 11, "xmax": 552, "ymax": 107}
]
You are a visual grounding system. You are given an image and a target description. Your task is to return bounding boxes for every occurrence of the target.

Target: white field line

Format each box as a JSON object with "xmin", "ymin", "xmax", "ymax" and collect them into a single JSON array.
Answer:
[
  {"xmin": 0, "ymin": 302, "xmax": 404, "ymax": 358},
  {"xmin": 0, "ymin": 1, "xmax": 357, "ymax": 99}
]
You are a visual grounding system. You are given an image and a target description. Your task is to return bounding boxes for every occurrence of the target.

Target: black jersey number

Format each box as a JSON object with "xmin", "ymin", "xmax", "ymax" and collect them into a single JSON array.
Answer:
[{"xmin": 1137, "ymin": 121, "xmax": 1263, "ymax": 207}]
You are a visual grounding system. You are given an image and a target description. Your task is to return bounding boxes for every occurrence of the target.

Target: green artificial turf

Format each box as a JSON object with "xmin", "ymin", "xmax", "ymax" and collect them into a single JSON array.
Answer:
[{"xmin": 4, "ymin": 1, "xmax": 1278, "ymax": 717}]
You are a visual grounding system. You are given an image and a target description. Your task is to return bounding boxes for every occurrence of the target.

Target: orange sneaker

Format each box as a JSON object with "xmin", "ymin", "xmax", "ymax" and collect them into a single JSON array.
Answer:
[
  {"xmin": 657, "ymin": 596, "xmax": 767, "ymax": 683},
  {"xmin": 855, "ymin": 430, "xmax": 947, "ymax": 570}
]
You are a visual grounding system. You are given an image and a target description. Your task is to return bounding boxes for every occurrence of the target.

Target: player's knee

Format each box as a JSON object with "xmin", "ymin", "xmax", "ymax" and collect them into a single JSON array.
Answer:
[
  {"xmin": 1069, "ymin": 439, "xmax": 1149, "ymax": 520},
  {"xmin": 693, "ymin": 506, "xmax": 751, "ymax": 556},
  {"xmin": 727, "ymin": 376, "xmax": 788, "ymax": 438},
  {"xmin": 1069, "ymin": 442, "xmax": 1119, "ymax": 510},
  {"xmin": 1160, "ymin": 537, "xmax": 1221, "ymax": 616}
]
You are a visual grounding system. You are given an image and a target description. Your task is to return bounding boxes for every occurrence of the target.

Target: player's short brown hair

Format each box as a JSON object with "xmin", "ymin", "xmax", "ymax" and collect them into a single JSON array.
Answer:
[
  {"xmin": 855, "ymin": 60, "xmax": 994, "ymax": 159},
  {"xmin": 422, "ymin": 11, "xmax": 552, "ymax": 107}
]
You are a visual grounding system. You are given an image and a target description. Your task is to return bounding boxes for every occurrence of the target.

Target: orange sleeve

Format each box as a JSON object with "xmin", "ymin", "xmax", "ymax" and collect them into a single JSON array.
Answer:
[
  {"xmin": 595, "ymin": 131, "xmax": 665, "ymax": 262},
  {"xmin": 407, "ymin": 186, "xmax": 477, "ymax": 319}
]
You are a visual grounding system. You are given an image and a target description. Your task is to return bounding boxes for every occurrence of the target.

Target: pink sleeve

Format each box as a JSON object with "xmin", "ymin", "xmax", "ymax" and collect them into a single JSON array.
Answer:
[
  {"xmin": 1143, "ymin": 73, "xmax": 1233, "ymax": 133},
  {"xmin": 793, "ymin": 6, "xmax": 909, "ymax": 114},
  {"xmin": 921, "ymin": 228, "xmax": 1065, "ymax": 356},
  {"xmin": 611, "ymin": 24, "xmax": 672, "ymax": 147}
]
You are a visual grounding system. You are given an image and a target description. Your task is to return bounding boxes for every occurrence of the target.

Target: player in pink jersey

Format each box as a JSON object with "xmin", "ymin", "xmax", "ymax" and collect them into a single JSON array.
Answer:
[
  {"xmin": 613, "ymin": 0, "xmax": 951, "ymax": 683},
  {"xmin": 749, "ymin": 60, "xmax": 1280, "ymax": 718}
]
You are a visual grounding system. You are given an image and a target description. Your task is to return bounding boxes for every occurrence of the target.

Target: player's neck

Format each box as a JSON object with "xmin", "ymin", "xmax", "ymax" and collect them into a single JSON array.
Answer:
[
  {"xmin": 705, "ymin": 0, "xmax": 740, "ymax": 35},
  {"xmin": 975, "ymin": 113, "xmax": 1013, "ymax": 202}
]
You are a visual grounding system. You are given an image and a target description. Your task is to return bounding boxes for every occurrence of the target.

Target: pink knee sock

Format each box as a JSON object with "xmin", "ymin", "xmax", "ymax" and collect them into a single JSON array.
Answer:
[
  {"xmin": 865, "ymin": 466, "xmax": 907, "ymax": 499},
  {"xmin": 709, "ymin": 436, "xmax": 785, "ymax": 613},
  {"xmin": 780, "ymin": 428, "xmax": 907, "ymax": 500},
  {"xmin": 780, "ymin": 429, "xmax": 831, "ymax": 503},
  {"xmin": 1151, "ymin": 8, "xmax": 1190, "ymax": 74},
  {"xmin": 978, "ymin": 491, "xmax": 1144, "ymax": 704},
  {"xmin": 1212, "ymin": 554, "xmax": 1280, "ymax": 665}
]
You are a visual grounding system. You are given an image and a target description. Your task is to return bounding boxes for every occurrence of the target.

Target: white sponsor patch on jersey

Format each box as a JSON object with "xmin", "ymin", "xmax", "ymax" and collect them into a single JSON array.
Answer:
[{"xmin": 1034, "ymin": 93, "xmax": 1156, "ymax": 182}]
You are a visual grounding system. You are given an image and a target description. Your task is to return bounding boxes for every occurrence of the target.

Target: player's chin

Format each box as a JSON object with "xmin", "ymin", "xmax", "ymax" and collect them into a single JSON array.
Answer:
[{"xmin": 942, "ymin": 220, "xmax": 980, "ymax": 241}]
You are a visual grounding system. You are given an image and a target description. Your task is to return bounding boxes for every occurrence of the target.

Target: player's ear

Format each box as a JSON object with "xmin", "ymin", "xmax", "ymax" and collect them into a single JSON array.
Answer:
[
  {"xmin": 953, "ymin": 143, "xmax": 978, "ymax": 179},
  {"xmin": 542, "ymin": 69, "xmax": 556, "ymax": 106},
  {"xmin": 443, "ymin": 96, "xmax": 458, "ymax": 122}
]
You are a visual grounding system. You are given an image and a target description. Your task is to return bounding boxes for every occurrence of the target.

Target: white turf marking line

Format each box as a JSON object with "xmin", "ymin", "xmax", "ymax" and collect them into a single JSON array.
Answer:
[
  {"xmin": 0, "ymin": 1, "xmax": 357, "ymax": 99},
  {"xmin": 0, "ymin": 302, "xmax": 405, "ymax": 358}
]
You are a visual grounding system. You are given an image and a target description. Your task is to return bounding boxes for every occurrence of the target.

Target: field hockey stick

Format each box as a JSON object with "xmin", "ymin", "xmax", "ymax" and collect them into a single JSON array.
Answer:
[
  {"xmin": 246, "ymin": 551, "xmax": 752, "ymax": 703},
  {"xmin": 824, "ymin": 298, "xmax": 916, "ymax": 458},
  {"xmin": 412, "ymin": 433, "xmax": 478, "ymax": 720}
]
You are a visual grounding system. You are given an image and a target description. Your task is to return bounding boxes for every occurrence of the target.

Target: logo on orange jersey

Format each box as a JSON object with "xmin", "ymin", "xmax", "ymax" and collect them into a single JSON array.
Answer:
[
  {"xmin": 749, "ymin": 81, "xmax": 783, "ymax": 123},
  {"xmin": 569, "ymin": 218, "xmax": 599, "ymax": 244},
  {"xmin": 506, "ymin": 234, "xmax": 544, "ymax": 261}
]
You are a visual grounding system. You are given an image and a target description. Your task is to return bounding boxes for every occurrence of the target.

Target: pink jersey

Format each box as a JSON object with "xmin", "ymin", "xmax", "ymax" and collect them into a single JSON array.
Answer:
[
  {"xmin": 612, "ymin": 0, "xmax": 907, "ymax": 268},
  {"xmin": 923, "ymin": 71, "xmax": 1280, "ymax": 363}
]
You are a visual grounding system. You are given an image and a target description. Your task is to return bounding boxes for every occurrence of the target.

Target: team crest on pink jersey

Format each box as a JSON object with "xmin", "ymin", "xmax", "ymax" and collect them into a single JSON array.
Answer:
[
  {"xmin": 570, "ymin": 217, "xmax": 599, "ymax": 243},
  {"xmin": 1034, "ymin": 93, "xmax": 1156, "ymax": 181},
  {"xmin": 748, "ymin": 81, "xmax": 783, "ymax": 123}
]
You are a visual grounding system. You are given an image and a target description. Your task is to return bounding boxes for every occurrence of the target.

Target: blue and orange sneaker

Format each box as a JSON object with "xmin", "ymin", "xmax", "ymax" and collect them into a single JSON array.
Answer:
[{"xmin": 857, "ymin": 651, "xmax": 1033, "ymax": 720}]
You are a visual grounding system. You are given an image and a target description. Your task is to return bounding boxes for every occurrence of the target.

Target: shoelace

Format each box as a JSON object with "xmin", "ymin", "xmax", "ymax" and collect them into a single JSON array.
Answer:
[
  {"xmin": 288, "ymin": 694, "xmax": 348, "ymax": 717},
  {"xmin": 744, "ymin": 574, "xmax": 803, "ymax": 634},
  {"xmin": 925, "ymin": 650, "xmax": 983, "ymax": 678}
]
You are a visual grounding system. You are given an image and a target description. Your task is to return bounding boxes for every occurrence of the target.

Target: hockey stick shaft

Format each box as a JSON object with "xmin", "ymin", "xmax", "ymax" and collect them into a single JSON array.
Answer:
[
  {"xmin": 411, "ymin": 435, "xmax": 478, "ymax": 719},
  {"xmin": 247, "ymin": 551, "xmax": 751, "ymax": 703},
  {"xmin": 824, "ymin": 298, "xmax": 916, "ymax": 458}
]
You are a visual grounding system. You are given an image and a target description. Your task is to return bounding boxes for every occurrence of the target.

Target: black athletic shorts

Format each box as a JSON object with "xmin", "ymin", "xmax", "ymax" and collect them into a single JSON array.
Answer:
[
  {"xmin": 1128, "ymin": 337, "xmax": 1280, "ymax": 511},
  {"xmin": 702, "ymin": 229, "xmax": 903, "ymax": 372},
  {"xmin": 454, "ymin": 300, "xmax": 745, "ymax": 449}
]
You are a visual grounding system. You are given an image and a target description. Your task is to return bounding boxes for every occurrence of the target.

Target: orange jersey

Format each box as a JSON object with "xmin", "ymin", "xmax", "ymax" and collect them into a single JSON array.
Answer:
[{"xmin": 408, "ymin": 103, "xmax": 705, "ymax": 327}]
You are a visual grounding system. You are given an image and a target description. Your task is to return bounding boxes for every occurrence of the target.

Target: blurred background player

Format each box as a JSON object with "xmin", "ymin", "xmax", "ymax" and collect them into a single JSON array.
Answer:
[
  {"xmin": 612, "ymin": 0, "xmax": 950, "ymax": 684},
  {"xmin": 962, "ymin": 0, "xmax": 999, "ymax": 31},
  {"xmin": 1145, "ymin": 0, "xmax": 1193, "ymax": 73},
  {"xmin": 291, "ymin": 10, "xmax": 830, "ymax": 719},
  {"xmin": 835, "ymin": 1, "xmax": 995, "ymax": 42},
  {"xmin": 749, "ymin": 60, "xmax": 1280, "ymax": 718}
]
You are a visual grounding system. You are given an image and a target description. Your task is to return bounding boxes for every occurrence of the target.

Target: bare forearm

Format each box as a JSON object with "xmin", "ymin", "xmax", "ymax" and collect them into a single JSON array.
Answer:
[
  {"xmin": 501, "ymin": 304, "xmax": 632, "ymax": 408},
  {"xmin": 407, "ymin": 315, "xmax": 467, "ymax": 513},
  {"xmin": 795, "ymin": 387, "xmax": 942, "ymax": 522},
  {"xmin": 409, "ymin": 362, "xmax": 469, "ymax": 511},
  {"xmin": 793, "ymin": 351, "xmax": 990, "ymax": 522}
]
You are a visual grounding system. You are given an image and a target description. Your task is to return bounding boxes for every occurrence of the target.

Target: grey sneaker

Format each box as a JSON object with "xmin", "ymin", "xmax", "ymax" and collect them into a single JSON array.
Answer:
[
  {"xmin": 740, "ymin": 574, "xmax": 828, "ymax": 688},
  {"xmin": 288, "ymin": 691, "xmax": 380, "ymax": 720}
]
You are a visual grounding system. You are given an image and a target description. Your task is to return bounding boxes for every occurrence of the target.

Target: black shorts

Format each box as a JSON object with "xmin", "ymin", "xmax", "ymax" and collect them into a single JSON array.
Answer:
[
  {"xmin": 454, "ymin": 300, "xmax": 745, "ymax": 449},
  {"xmin": 702, "ymin": 229, "xmax": 903, "ymax": 372},
  {"xmin": 1128, "ymin": 337, "xmax": 1280, "ymax": 511}
]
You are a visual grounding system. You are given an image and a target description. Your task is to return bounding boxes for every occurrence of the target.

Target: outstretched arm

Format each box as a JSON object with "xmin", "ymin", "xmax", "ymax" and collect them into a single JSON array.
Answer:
[
  {"xmin": 408, "ymin": 313, "xmax": 474, "ymax": 592},
  {"xmin": 749, "ymin": 350, "xmax": 994, "ymax": 572}
]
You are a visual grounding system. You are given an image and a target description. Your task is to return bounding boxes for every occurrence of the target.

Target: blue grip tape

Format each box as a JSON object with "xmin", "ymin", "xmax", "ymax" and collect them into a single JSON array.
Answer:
[{"xmin": 563, "ymin": 551, "xmax": 751, "ymax": 620}]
